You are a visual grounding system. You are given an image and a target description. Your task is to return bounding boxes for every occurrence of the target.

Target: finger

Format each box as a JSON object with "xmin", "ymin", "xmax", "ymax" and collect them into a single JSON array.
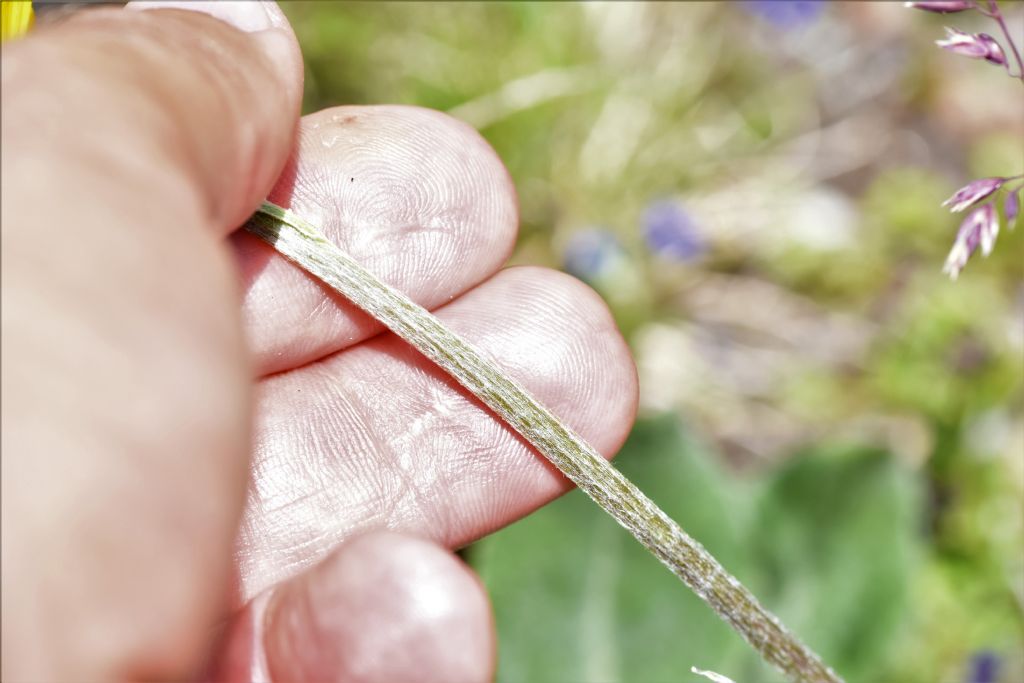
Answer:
[
  {"xmin": 264, "ymin": 533, "xmax": 493, "ymax": 683},
  {"xmin": 233, "ymin": 105, "xmax": 519, "ymax": 376},
  {"xmin": 238, "ymin": 267, "xmax": 638, "ymax": 597},
  {"xmin": 206, "ymin": 533, "xmax": 494, "ymax": 683},
  {"xmin": 2, "ymin": 3, "xmax": 301, "ymax": 679},
  {"xmin": 5, "ymin": 1, "xmax": 302, "ymax": 234}
]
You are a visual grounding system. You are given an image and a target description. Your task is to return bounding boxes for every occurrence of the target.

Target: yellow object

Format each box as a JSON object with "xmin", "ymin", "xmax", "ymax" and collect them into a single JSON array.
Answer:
[{"xmin": 1, "ymin": 1, "xmax": 34, "ymax": 42}]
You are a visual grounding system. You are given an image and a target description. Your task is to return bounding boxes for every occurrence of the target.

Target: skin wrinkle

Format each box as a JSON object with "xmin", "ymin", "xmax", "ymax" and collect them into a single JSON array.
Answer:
[
  {"xmin": 289, "ymin": 388, "xmax": 374, "ymax": 497},
  {"xmin": 243, "ymin": 376, "xmax": 402, "ymax": 594},
  {"xmin": 336, "ymin": 367, "xmax": 456, "ymax": 539},
  {"xmin": 303, "ymin": 292, "xmax": 336, "ymax": 326},
  {"xmin": 245, "ymin": 444, "xmax": 332, "ymax": 554},
  {"xmin": 400, "ymin": 384, "xmax": 521, "ymax": 538},
  {"xmin": 288, "ymin": 374, "xmax": 373, "ymax": 488},
  {"xmin": 393, "ymin": 397, "xmax": 485, "ymax": 540},
  {"xmin": 248, "ymin": 420, "xmax": 307, "ymax": 495},
  {"xmin": 356, "ymin": 383, "xmax": 442, "ymax": 530},
  {"xmin": 311, "ymin": 384, "xmax": 378, "ymax": 485}
]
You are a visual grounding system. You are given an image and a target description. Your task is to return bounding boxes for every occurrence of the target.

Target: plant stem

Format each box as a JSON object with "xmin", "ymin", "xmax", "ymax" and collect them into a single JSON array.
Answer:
[
  {"xmin": 988, "ymin": 0, "xmax": 1024, "ymax": 81},
  {"xmin": 245, "ymin": 201, "xmax": 843, "ymax": 683}
]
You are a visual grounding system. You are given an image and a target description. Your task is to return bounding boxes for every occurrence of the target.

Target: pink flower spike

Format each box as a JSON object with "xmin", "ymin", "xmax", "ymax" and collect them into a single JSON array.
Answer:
[
  {"xmin": 942, "ymin": 177, "xmax": 1005, "ymax": 212},
  {"xmin": 1006, "ymin": 190, "xmax": 1020, "ymax": 225},
  {"xmin": 904, "ymin": 1, "xmax": 974, "ymax": 12},
  {"xmin": 935, "ymin": 27, "xmax": 1007, "ymax": 64},
  {"xmin": 944, "ymin": 204, "xmax": 999, "ymax": 280},
  {"xmin": 978, "ymin": 203, "xmax": 999, "ymax": 256}
]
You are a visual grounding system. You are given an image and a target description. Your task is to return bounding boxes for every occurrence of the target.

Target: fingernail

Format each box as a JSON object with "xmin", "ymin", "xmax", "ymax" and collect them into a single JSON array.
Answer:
[{"xmin": 124, "ymin": 1, "xmax": 288, "ymax": 34}]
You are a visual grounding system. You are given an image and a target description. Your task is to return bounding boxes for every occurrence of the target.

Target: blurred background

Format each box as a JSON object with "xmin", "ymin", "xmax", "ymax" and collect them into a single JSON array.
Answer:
[{"xmin": 282, "ymin": 2, "xmax": 1023, "ymax": 682}]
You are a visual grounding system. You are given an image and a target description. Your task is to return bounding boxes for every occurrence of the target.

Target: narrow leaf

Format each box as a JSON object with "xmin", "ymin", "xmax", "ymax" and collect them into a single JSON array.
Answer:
[{"xmin": 245, "ymin": 201, "xmax": 842, "ymax": 683}]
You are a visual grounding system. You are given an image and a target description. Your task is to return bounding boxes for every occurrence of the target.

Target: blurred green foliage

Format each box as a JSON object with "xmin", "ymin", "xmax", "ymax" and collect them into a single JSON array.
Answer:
[
  {"xmin": 285, "ymin": 2, "xmax": 1023, "ymax": 681},
  {"xmin": 476, "ymin": 418, "xmax": 921, "ymax": 683}
]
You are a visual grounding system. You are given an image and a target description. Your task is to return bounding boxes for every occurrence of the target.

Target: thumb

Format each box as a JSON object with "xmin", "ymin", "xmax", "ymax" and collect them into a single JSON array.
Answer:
[
  {"xmin": 2, "ymin": 3, "xmax": 301, "ymax": 682},
  {"xmin": 3, "ymin": 0, "xmax": 302, "ymax": 233}
]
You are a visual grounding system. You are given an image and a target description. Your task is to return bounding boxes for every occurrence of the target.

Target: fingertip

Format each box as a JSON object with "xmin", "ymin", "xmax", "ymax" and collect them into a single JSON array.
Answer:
[
  {"xmin": 8, "ymin": 2, "xmax": 304, "ymax": 234},
  {"xmin": 263, "ymin": 532, "xmax": 494, "ymax": 683},
  {"xmin": 239, "ymin": 105, "xmax": 521, "ymax": 374}
]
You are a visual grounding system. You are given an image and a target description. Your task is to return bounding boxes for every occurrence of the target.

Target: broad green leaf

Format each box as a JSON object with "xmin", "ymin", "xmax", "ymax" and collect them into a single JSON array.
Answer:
[
  {"xmin": 473, "ymin": 416, "xmax": 755, "ymax": 683},
  {"xmin": 472, "ymin": 416, "xmax": 922, "ymax": 683},
  {"xmin": 746, "ymin": 447, "xmax": 923, "ymax": 682}
]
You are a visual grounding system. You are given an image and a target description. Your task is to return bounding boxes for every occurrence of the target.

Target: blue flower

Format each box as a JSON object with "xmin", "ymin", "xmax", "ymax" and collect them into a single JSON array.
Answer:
[
  {"xmin": 563, "ymin": 229, "xmax": 624, "ymax": 279},
  {"xmin": 967, "ymin": 650, "xmax": 1000, "ymax": 683},
  {"xmin": 642, "ymin": 200, "xmax": 705, "ymax": 262},
  {"xmin": 741, "ymin": 0, "xmax": 826, "ymax": 28}
]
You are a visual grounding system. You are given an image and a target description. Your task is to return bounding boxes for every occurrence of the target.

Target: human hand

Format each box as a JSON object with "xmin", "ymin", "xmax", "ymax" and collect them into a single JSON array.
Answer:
[{"xmin": 0, "ymin": 2, "xmax": 637, "ymax": 681}]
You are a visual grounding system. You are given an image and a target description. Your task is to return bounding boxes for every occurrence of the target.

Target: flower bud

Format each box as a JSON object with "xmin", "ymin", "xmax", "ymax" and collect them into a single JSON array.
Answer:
[
  {"xmin": 975, "ymin": 33, "xmax": 1008, "ymax": 65},
  {"xmin": 941, "ymin": 177, "xmax": 1004, "ymax": 212},
  {"xmin": 1006, "ymin": 190, "xmax": 1020, "ymax": 225},
  {"xmin": 943, "ymin": 203, "xmax": 999, "ymax": 280},
  {"xmin": 904, "ymin": 1, "xmax": 974, "ymax": 12},
  {"xmin": 936, "ymin": 28, "xmax": 1008, "ymax": 66}
]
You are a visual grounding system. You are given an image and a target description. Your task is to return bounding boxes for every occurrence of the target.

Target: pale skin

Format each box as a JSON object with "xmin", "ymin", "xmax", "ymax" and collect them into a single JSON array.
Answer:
[{"xmin": 0, "ymin": 3, "xmax": 638, "ymax": 682}]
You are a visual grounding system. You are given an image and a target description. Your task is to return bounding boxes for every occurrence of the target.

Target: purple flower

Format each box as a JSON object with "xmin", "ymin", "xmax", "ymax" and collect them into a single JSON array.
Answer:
[
  {"xmin": 936, "ymin": 28, "xmax": 1008, "ymax": 66},
  {"xmin": 1005, "ymin": 189, "xmax": 1020, "ymax": 224},
  {"xmin": 974, "ymin": 33, "xmax": 1008, "ymax": 65},
  {"xmin": 741, "ymin": 0, "xmax": 825, "ymax": 29},
  {"xmin": 942, "ymin": 177, "xmax": 1005, "ymax": 212},
  {"xmin": 966, "ymin": 650, "xmax": 1000, "ymax": 683},
  {"xmin": 563, "ymin": 229, "xmax": 624, "ymax": 279},
  {"xmin": 904, "ymin": 1, "xmax": 974, "ymax": 13},
  {"xmin": 642, "ymin": 200, "xmax": 705, "ymax": 262},
  {"xmin": 943, "ymin": 203, "xmax": 999, "ymax": 279}
]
